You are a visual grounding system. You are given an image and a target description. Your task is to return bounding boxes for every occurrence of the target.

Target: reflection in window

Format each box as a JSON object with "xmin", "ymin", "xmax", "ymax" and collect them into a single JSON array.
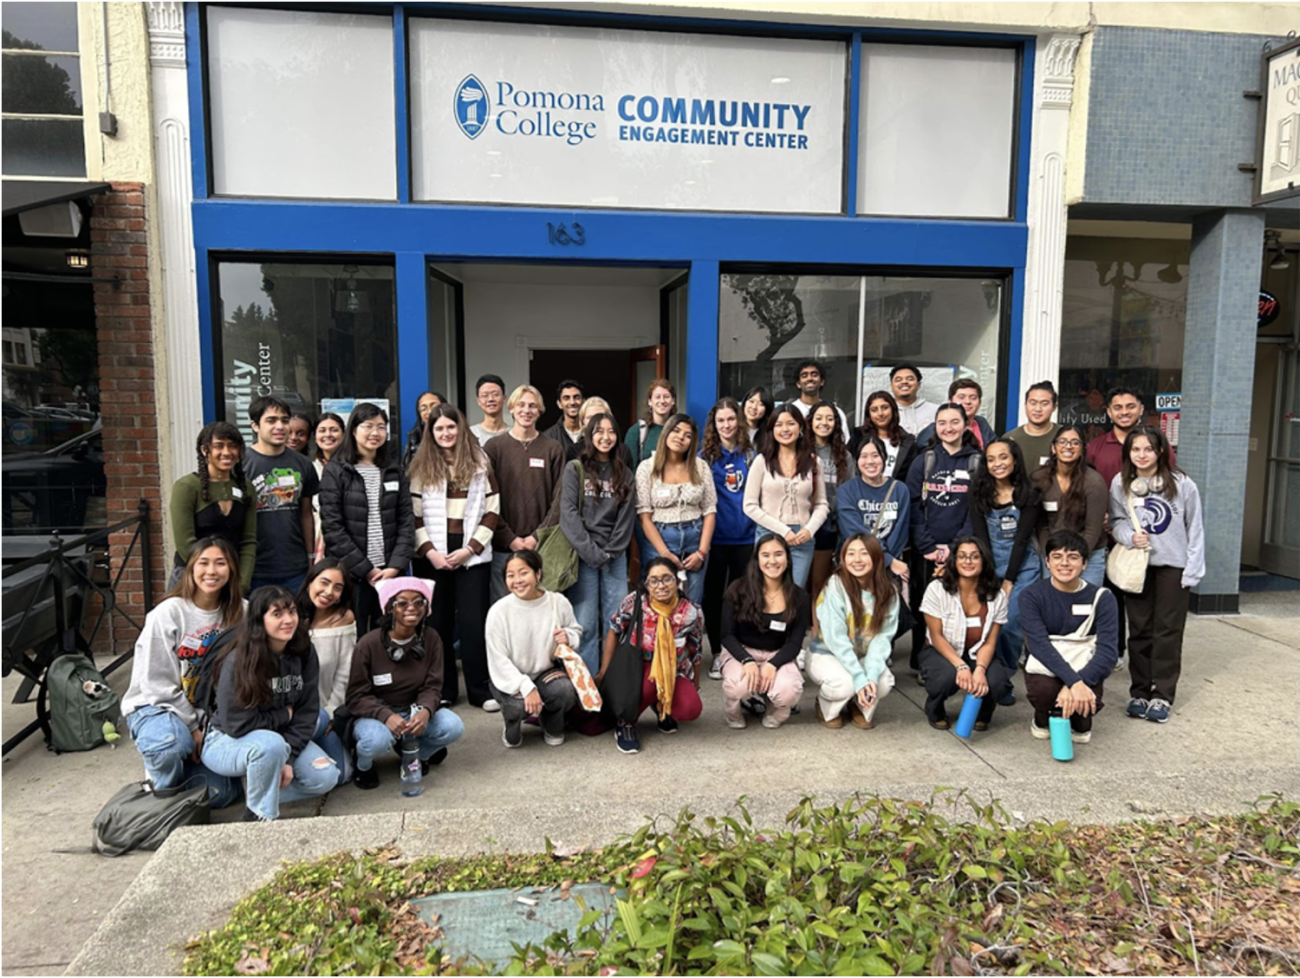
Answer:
[
  {"xmin": 217, "ymin": 262, "xmax": 398, "ymax": 443},
  {"xmin": 719, "ymin": 272, "xmax": 1003, "ymax": 429},
  {"xmin": 1, "ymin": 2, "xmax": 83, "ymax": 177}
]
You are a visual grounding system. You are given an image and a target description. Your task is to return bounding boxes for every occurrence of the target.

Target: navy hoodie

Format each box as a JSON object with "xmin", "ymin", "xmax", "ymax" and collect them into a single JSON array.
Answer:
[
  {"xmin": 905, "ymin": 443, "xmax": 981, "ymax": 555},
  {"xmin": 706, "ymin": 445, "xmax": 755, "ymax": 546}
]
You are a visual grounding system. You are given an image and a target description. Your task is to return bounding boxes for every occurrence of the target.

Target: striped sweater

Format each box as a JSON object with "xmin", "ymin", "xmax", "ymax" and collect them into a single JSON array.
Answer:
[{"xmin": 412, "ymin": 468, "xmax": 502, "ymax": 559}]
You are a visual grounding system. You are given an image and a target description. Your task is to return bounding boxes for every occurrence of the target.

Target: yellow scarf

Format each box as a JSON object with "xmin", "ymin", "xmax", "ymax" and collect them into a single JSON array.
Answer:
[{"xmin": 648, "ymin": 594, "xmax": 680, "ymax": 719}]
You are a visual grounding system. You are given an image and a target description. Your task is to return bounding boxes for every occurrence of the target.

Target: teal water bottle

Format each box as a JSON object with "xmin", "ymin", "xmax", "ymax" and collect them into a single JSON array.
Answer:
[
  {"xmin": 1048, "ymin": 709, "xmax": 1073, "ymax": 762},
  {"xmin": 952, "ymin": 692, "xmax": 983, "ymax": 739}
]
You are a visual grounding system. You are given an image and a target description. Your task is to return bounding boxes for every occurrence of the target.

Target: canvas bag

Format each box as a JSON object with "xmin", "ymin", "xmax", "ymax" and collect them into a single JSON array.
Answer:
[
  {"xmin": 1025, "ymin": 588, "xmax": 1105, "ymax": 677},
  {"xmin": 91, "ymin": 778, "xmax": 211, "ymax": 856},
  {"xmin": 1106, "ymin": 493, "xmax": 1150, "ymax": 594},
  {"xmin": 550, "ymin": 593, "xmax": 601, "ymax": 712},
  {"xmin": 45, "ymin": 654, "xmax": 121, "ymax": 753},
  {"xmin": 534, "ymin": 462, "xmax": 583, "ymax": 594}
]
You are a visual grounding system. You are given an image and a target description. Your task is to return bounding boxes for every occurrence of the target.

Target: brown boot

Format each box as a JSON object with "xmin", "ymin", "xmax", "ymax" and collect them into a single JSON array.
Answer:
[
  {"xmin": 848, "ymin": 699, "xmax": 874, "ymax": 730},
  {"xmin": 816, "ymin": 700, "xmax": 844, "ymax": 729}
]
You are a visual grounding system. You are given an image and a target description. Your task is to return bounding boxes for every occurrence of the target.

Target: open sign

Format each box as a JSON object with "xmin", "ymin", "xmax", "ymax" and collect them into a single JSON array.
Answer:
[{"xmin": 1260, "ymin": 290, "xmax": 1280, "ymax": 327}]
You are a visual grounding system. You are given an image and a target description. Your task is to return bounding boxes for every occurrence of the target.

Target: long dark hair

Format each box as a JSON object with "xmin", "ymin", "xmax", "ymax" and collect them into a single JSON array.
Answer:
[
  {"xmin": 195, "ymin": 421, "xmax": 248, "ymax": 503},
  {"xmin": 313, "ymin": 412, "xmax": 345, "ymax": 463},
  {"xmin": 295, "ymin": 558, "xmax": 353, "ymax": 627},
  {"xmin": 930, "ymin": 403, "xmax": 979, "ymax": 452},
  {"xmin": 1033, "ymin": 423, "xmax": 1090, "ymax": 529},
  {"xmin": 741, "ymin": 386, "xmax": 775, "ymax": 427},
  {"xmin": 1121, "ymin": 425, "xmax": 1182, "ymax": 501},
  {"xmin": 939, "ymin": 536, "xmax": 1002, "ymax": 603},
  {"xmin": 760, "ymin": 405, "xmax": 817, "ymax": 480},
  {"xmin": 701, "ymin": 397, "xmax": 752, "ymax": 464},
  {"xmin": 830, "ymin": 533, "xmax": 896, "ymax": 640},
  {"xmin": 972, "ymin": 438, "xmax": 1039, "ymax": 513},
  {"xmin": 337, "ymin": 402, "xmax": 394, "ymax": 468},
  {"xmin": 577, "ymin": 413, "xmax": 631, "ymax": 504},
  {"xmin": 864, "ymin": 390, "xmax": 905, "ymax": 448},
  {"xmin": 650, "ymin": 413, "xmax": 702, "ymax": 484},
  {"xmin": 809, "ymin": 400, "xmax": 850, "ymax": 482},
  {"xmin": 855, "ymin": 434, "xmax": 890, "ymax": 482},
  {"xmin": 726, "ymin": 533, "xmax": 798, "ymax": 628},
  {"xmin": 163, "ymin": 536, "xmax": 244, "ymax": 628},
  {"xmin": 223, "ymin": 585, "xmax": 310, "ymax": 709}
]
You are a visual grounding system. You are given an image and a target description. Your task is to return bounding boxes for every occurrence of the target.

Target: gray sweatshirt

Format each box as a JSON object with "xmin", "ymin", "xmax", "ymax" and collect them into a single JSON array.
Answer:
[
  {"xmin": 558, "ymin": 459, "xmax": 636, "ymax": 568},
  {"xmin": 485, "ymin": 591, "xmax": 583, "ymax": 696},
  {"xmin": 1108, "ymin": 472, "xmax": 1205, "ymax": 588},
  {"xmin": 121, "ymin": 597, "xmax": 233, "ymax": 731}
]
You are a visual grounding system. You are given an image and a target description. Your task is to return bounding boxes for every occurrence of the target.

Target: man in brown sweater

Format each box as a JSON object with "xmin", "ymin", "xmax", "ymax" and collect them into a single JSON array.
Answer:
[{"xmin": 483, "ymin": 385, "xmax": 566, "ymax": 602}]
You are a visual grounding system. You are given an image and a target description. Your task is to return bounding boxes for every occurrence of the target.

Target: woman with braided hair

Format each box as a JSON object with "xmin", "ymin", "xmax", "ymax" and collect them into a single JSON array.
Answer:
[{"xmin": 168, "ymin": 422, "xmax": 257, "ymax": 590}]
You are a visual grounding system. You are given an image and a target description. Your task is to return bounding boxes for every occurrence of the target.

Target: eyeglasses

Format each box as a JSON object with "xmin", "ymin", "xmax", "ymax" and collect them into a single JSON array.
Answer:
[
  {"xmin": 393, "ymin": 598, "xmax": 427, "ymax": 611},
  {"xmin": 954, "ymin": 553, "xmax": 982, "ymax": 563},
  {"xmin": 1048, "ymin": 553, "xmax": 1083, "ymax": 564},
  {"xmin": 646, "ymin": 576, "xmax": 677, "ymax": 587},
  {"xmin": 357, "ymin": 422, "xmax": 387, "ymax": 435},
  {"xmin": 1055, "ymin": 439, "xmax": 1082, "ymax": 448}
]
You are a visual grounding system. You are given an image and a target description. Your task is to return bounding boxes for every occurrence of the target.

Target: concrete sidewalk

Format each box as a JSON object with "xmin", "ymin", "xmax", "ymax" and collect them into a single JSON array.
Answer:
[{"xmin": 3, "ymin": 597, "xmax": 1297, "ymax": 976}]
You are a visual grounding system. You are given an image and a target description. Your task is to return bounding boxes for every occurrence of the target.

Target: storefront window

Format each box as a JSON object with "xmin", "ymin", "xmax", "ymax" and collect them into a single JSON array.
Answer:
[
  {"xmin": 2, "ymin": 2, "xmax": 85, "ymax": 178},
  {"xmin": 719, "ymin": 271, "xmax": 1004, "ymax": 428},
  {"xmin": 1060, "ymin": 238, "xmax": 1189, "ymax": 441},
  {"xmin": 216, "ymin": 261, "xmax": 398, "ymax": 442},
  {"xmin": 206, "ymin": 7, "xmax": 396, "ymax": 199}
]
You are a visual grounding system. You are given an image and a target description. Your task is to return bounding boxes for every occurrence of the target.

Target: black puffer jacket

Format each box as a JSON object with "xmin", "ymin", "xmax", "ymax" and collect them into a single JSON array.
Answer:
[{"xmin": 319, "ymin": 459, "xmax": 415, "ymax": 580}]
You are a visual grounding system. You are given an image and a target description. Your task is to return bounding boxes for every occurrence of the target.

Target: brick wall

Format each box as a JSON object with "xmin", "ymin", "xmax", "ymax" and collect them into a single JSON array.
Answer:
[{"xmin": 91, "ymin": 182, "xmax": 165, "ymax": 653}]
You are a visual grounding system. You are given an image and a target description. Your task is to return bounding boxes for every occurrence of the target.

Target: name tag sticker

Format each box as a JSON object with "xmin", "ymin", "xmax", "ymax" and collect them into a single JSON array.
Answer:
[
  {"xmin": 180, "ymin": 635, "xmax": 202, "ymax": 650},
  {"xmin": 383, "ymin": 481, "xmax": 399, "ymax": 492},
  {"xmin": 374, "ymin": 673, "xmax": 393, "ymax": 686},
  {"xmin": 529, "ymin": 457, "xmax": 546, "ymax": 469},
  {"xmin": 231, "ymin": 486, "xmax": 243, "ymax": 500},
  {"xmin": 1039, "ymin": 456, "xmax": 1050, "ymax": 467},
  {"xmin": 965, "ymin": 616, "xmax": 982, "ymax": 628},
  {"xmin": 277, "ymin": 475, "xmax": 297, "ymax": 488},
  {"xmin": 1072, "ymin": 604, "xmax": 1093, "ymax": 616},
  {"xmin": 1044, "ymin": 501, "xmax": 1059, "ymax": 512},
  {"xmin": 999, "ymin": 514, "xmax": 1018, "ymax": 533},
  {"xmin": 955, "ymin": 470, "xmax": 971, "ymax": 480},
  {"xmin": 769, "ymin": 620, "xmax": 787, "ymax": 632}
]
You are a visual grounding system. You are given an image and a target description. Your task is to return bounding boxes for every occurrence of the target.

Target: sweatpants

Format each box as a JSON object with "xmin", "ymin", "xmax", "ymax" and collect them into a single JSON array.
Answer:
[
  {"xmin": 1125, "ymin": 564, "xmax": 1189, "ymax": 703},
  {"xmin": 917, "ymin": 645, "xmax": 1012, "ymax": 726},
  {"xmin": 416, "ymin": 557, "xmax": 492, "ymax": 707},
  {"xmin": 491, "ymin": 667, "xmax": 578, "ymax": 737},
  {"xmin": 1024, "ymin": 673, "xmax": 1106, "ymax": 733},
  {"xmin": 719, "ymin": 647, "xmax": 803, "ymax": 725}
]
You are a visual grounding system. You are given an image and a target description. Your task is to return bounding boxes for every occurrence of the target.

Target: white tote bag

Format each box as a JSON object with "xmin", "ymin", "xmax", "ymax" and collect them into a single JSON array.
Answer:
[{"xmin": 1026, "ymin": 588, "xmax": 1104, "ymax": 677}]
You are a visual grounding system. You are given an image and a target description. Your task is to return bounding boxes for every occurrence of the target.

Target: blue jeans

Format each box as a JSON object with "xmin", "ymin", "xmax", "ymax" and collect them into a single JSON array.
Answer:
[
  {"xmin": 352, "ymin": 710, "xmax": 465, "ymax": 772},
  {"xmin": 249, "ymin": 572, "xmax": 306, "ymax": 597},
  {"xmin": 125, "ymin": 706, "xmax": 241, "ymax": 809},
  {"xmin": 986, "ymin": 506, "xmax": 1043, "ymax": 676},
  {"xmin": 756, "ymin": 524, "xmax": 814, "ymax": 589},
  {"xmin": 201, "ymin": 726, "xmax": 339, "ymax": 821},
  {"xmin": 566, "ymin": 555, "xmax": 629, "ymax": 673},
  {"xmin": 1082, "ymin": 547, "xmax": 1106, "ymax": 588},
  {"xmin": 652, "ymin": 518, "xmax": 707, "ymax": 605},
  {"xmin": 313, "ymin": 708, "xmax": 351, "ymax": 783}
]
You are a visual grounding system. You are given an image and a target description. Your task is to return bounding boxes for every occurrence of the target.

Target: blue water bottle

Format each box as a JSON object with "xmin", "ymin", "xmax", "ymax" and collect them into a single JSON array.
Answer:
[
  {"xmin": 953, "ymin": 693, "xmax": 983, "ymax": 739},
  {"xmin": 1048, "ymin": 709, "xmax": 1073, "ymax": 762}
]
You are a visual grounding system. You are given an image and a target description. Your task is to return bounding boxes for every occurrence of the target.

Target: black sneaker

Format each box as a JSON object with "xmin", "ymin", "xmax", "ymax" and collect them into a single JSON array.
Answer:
[
  {"xmin": 353, "ymin": 765, "xmax": 380, "ymax": 790},
  {"xmin": 657, "ymin": 715, "xmax": 679, "ymax": 735},
  {"xmin": 242, "ymin": 807, "xmax": 262, "ymax": 821},
  {"xmin": 740, "ymin": 696, "xmax": 766, "ymax": 717},
  {"xmin": 426, "ymin": 747, "xmax": 447, "ymax": 766},
  {"xmin": 615, "ymin": 722, "xmax": 640, "ymax": 754}
]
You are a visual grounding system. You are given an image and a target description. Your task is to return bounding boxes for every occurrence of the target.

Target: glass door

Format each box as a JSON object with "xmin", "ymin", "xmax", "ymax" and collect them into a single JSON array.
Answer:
[
  {"xmin": 629, "ymin": 344, "xmax": 667, "ymax": 424},
  {"xmin": 427, "ymin": 266, "xmax": 465, "ymax": 410},
  {"xmin": 1260, "ymin": 337, "xmax": 1300, "ymax": 578}
]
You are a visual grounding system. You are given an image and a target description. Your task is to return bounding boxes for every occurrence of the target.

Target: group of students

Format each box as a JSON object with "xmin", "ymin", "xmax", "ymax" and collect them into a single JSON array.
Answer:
[{"xmin": 129, "ymin": 363, "xmax": 1204, "ymax": 820}]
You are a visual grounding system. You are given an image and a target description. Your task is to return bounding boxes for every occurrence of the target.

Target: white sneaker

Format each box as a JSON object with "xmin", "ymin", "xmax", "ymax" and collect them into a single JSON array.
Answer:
[
  {"xmin": 796, "ymin": 647, "xmax": 808, "ymax": 671},
  {"xmin": 543, "ymin": 731, "xmax": 565, "ymax": 747},
  {"xmin": 1030, "ymin": 717, "xmax": 1050, "ymax": 740},
  {"xmin": 1071, "ymin": 729, "xmax": 1092, "ymax": 744},
  {"xmin": 725, "ymin": 716, "xmax": 746, "ymax": 730},
  {"xmin": 482, "ymin": 699, "xmax": 501, "ymax": 713},
  {"xmin": 709, "ymin": 659, "xmax": 723, "ymax": 680},
  {"xmin": 761, "ymin": 714, "xmax": 783, "ymax": 730}
]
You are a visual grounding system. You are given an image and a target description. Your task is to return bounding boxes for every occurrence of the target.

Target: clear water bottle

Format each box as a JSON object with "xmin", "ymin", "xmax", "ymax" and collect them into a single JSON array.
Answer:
[{"xmin": 399, "ymin": 706, "xmax": 423, "ymax": 797}]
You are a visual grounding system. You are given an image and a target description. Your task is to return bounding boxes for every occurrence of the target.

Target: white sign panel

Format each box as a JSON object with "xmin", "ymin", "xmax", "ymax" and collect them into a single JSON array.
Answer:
[
  {"xmin": 410, "ymin": 20, "xmax": 847, "ymax": 213},
  {"xmin": 1261, "ymin": 40, "xmax": 1300, "ymax": 199}
]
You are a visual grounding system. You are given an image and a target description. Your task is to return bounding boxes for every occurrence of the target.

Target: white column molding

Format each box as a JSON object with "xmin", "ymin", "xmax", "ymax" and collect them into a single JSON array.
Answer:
[
  {"xmin": 1018, "ymin": 34, "xmax": 1081, "ymax": 420},
  {"xmin": 147, "ymin": 0, "xmax": 204, "ymax": 483}
]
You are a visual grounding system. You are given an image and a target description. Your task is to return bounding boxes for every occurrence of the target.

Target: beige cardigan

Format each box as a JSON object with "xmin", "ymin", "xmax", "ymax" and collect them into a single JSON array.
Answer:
[{"xmin": 742, "ymin": 454, "xmax": 829, "ymax": 537}]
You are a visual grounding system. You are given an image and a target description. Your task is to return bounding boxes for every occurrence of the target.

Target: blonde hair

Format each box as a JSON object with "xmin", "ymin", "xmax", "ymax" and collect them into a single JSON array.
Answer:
[
  {"xmin": 579, "ymin": 396, "xmax": 611, "ymax": 426},
  {"xmin": 507, "ymin": 384, "xmax": 545, "ymax": 413}
]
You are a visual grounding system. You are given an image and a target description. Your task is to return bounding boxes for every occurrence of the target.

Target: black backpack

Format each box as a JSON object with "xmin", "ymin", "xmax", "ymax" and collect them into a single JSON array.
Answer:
[{"xmin": 190, "ymin": 628, "xmax": 236, "ymax": 723}]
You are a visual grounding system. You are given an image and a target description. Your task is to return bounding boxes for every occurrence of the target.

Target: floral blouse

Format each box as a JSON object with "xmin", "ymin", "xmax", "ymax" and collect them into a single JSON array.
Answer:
[{"xmin": 608, "ymin": 592, "xmax": 703, "ymax": 681}]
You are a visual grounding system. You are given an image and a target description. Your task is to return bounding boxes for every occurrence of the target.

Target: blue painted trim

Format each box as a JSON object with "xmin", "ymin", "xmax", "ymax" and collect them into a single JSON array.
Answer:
[
  {"xmin": 685, "ymin": 261, "xmax": 720, "ymax": 422},
  {"xmin": 196, "ymin": 255, "xmax": 217, "ymax": 421},
  {"xmin": 393, "ymin": 5, "xmax": 411, "ymax": 203},
  {"xmin": 1014, "ymin": 36, "xmax": 1035, "ymax": 223},
  {"xmin": 185, "ymin": 3, "xmax": 208, "ymax": 199},
  {"xmin": 845, "ymin": 33, "xmax": 862, "ymax": 217},
  {"xmin": 396, "ymin": 252, "xmax": 429, "ymax": 434},
  {"xmin": 1004, "ymin": 266, "xmax": 1025, "ymax": 430}
]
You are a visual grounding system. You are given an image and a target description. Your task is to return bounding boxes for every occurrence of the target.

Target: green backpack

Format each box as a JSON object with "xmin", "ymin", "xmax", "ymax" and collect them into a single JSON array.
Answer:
[
  {"xmin": 534, "ymin": 461, "xmax": 583, "ymax": 593},
  {"xmin": 45, "ymin": 654, "xmax": 121, "ymax": 753}
]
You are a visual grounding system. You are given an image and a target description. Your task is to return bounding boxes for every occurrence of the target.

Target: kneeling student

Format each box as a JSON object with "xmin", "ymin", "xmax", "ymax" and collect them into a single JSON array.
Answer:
[
  {"xmin": 1020, "ymin": 530, "xmax": 1119, "ymax": 745},
  {"xmin": 345, "ymin": 578, "xmax": 466, "ymax": 788}
]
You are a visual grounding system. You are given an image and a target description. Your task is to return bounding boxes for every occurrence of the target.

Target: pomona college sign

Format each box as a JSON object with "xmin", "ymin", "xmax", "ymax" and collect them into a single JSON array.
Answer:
[{"xmin": 411, "ymin": 20, "xmax": 847, "ymax": 213}]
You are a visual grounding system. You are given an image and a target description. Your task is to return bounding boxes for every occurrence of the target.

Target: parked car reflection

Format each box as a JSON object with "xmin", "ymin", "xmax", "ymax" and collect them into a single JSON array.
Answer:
[{"xmin": 2, "ymin": 421, "xmax": 106, "ymax": 535}]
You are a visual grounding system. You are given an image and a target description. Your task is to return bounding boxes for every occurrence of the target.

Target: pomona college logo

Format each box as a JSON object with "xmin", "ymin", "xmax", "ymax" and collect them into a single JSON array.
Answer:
[{"xmin": 454, "ymin": 74, "xmax": 490, "ymax": 139}]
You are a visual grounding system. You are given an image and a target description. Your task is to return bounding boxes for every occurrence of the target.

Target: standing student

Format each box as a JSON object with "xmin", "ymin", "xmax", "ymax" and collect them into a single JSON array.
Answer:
[
  {"xmin": 806, "ymin": 533, "xmax": 899, "ymax": 730},
  {"xmin": 542, "ymin": 379, "xmax": 586, "ymax": 462},
  {"xmin": 1033, "ymin": 424, "xmax": 1108, "ymax": 586},
  {"xmin": 1109, "ymin": 426, "xmax": 1204, "ymax": 725},
  {"xmin": 890, "ymin": 364, "xmax": 938, "ymax": 436},
  {"xmin": 700, "ymin": 398, "xmax": 756, "ymax": 679},
  {"xmin": 636, "ymin": 413, "xmax": 717, "ymax": 605},
  {"xmin": 344, "ymin": 578, "xmax": 466, "ymax": 788},
  {"xmin": 741, "ymin": 385, "xmax": 775, "ymax": 451},
  {"xmin": 579, "ymin": 396, "xmax": 635, "ymax": 469},
  {"xmin": 917, "ymin": 537, "xmax": 1011, "ymax": 731},
  {"xmin": 310, "ymin": 412, "xmax": 345, "ymax": 561},
  {"xmin": 742, "ymin": 406, "xmax": 828, "ymax": 589},
  {"xmin": 915, "ymin": 379, "xmax": 996, "ymax": 452},
  {"xmin": 596, "ymin": 556, "xmax": 705, "ymax": 755},
  {"xmin": 319, "ymin": 403, "xmax": 415, "ymax": 632},
  {"xmin": 401, "ymin": 391, "xmax": 444, "ymax": 469},
  {"xmin": 242, "ymin": 396, "xmax": 320, "ymax": 595},
  {"xmin": 1005, "ymin": 381, "xmax": 1061, "ymax": 471},
  {"xmin": 409, "ymin": 404, "xmax": 499, "ymax": 710},
  {"xmin": 625, "ymin": 379, "xmax": 676, "ymax": 469},
  {"xmin": 782, "ymin": 359, "xmax": 850, "ymax": 433},
  {"xmin": 483, "ymin": 384, "xmax": 567, "ymax": 604},
  {"xmin": 968, "ymin": 438, "xmax": 1042, "ymax": 698},
  {"xmin": 560, "ymin": 412, "xmax": 635, "ymax": 674},
  {"xmin": 904, "ymin": 403, "xmax": 983, "ymax": 666},
  {"xmin": 201, "ymin": 586, "xmax": 339, "ymax": 821},
  {"xmin": 809, "ymin": 400, "xmax": 850, "ymax": 601},
  {"xmin": 1021, "ymin": 530, "xmax": 1119, "ymax": 744},
  {"xmin": 169, "ymin": 421, "xmax": 256, "ymax": 592},
  {"xmin": 121, "ymin": 538, "xmax": 244, "ymax": 808},
  {"xmin": 718, "ymin": 534, "xmax": 809, "ymax": 730},
  {"xmin": 848, "ymin": 390, "xmax": 918, "ymax": 482},
  {"xmin": 836, "ymin": 435, "xmax": 911, "ymax": 582},
  {"xmin": 485, "ymin": 550, "xmax": 583, "ymax": 748},
  {"xmin": 470, "ymin": 374, "xmax": 510, "ymax": 447},
  {"xmin": 287, "ymin": 413, "xmax": 314, "ymax": 456}
]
